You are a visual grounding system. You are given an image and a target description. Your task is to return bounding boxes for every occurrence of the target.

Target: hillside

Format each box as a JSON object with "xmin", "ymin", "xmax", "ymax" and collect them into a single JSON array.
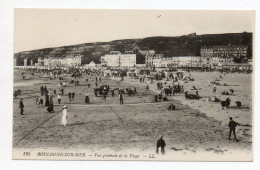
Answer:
[{"xmin": 14, "ymin": 32, "xmax": 253, "ymax": 66}]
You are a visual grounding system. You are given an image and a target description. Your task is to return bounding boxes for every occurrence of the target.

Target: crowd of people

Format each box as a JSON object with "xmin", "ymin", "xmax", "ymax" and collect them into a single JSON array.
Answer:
[{"xmin": 16, "ymin": 66, "xmax": 243, "ymax": 155}]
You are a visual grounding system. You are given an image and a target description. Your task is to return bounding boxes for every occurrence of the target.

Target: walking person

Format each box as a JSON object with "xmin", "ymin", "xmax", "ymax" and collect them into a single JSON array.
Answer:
[
  {"xmin": 61, "ymin": 105, "xmax": 68, "ymax": 126},
  {"xmin": 228, "ymin": 117, "xmax": 238, "ymax": 141},
  {"xmin": 119, "ymin": 92, "xmax": 124, "ymax": 104},
  {"xmin": 85, "ymin": 91, "xmax": 90, "ymax": 104},
  {"xmin": 19, "ymin": 99, "xmax": 24, "ymax": 115},
  {"xmin": 156, "ymin": 135, "xmax": 166, "ymax": 155}
]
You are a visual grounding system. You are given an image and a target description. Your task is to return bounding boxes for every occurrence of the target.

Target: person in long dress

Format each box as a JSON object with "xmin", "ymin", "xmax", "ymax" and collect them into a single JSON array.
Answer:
[
  {"xmin": 62, "ymin": 105, "xmax": 68, "ymax": 126},
  {"xmin": 45, "ymin": 93, "xmax": 49, "ymax": 107},
  {"xmin": 47, "ymin": 94, "xmax": 54, "ymax": 113},
  {"xmin": 85, "ymin": 91, "xmax": 90, "ymax": 103}
]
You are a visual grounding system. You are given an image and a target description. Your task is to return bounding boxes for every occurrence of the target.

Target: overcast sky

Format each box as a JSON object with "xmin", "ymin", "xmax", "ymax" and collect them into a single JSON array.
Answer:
[{"xmin": 14, "ymin": 9, "xmax": 255, "ymax": 53}]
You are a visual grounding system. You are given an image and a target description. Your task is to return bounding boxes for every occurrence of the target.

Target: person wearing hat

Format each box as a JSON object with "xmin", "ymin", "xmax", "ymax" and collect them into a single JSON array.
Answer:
[
  {"xmin": 62, "ymin": 105, "xmax": 68, "ymax": 126},
  {"xmin": 156, "ymin": 135, "xmax": 166, "ymax": 155},
  {"xmin": 19, "ymin": 98, "xmax": 24, "ymax": 115}
]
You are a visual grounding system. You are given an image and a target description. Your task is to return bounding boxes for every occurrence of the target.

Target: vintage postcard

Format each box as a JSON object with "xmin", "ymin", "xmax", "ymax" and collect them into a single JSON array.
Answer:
[{"xmin": 13, "ymin": 9, "xmax": 254, "ymax": 161}]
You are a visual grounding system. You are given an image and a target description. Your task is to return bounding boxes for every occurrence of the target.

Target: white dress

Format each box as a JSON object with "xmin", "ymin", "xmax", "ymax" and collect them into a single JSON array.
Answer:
[{"xmin": 62, "ymin": 109, "xmax": 68, "ymax": 126}]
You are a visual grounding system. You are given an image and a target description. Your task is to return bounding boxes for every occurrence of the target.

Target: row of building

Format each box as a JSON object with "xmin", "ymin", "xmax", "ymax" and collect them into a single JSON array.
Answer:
[
  {"xmin": 22, "ymin": 54, "xmax": 83, "ymax": 67},
  {"xmin": 200, "ymin": 44, "xmax": 248, "ymax": 58},
  {"xmin": 146, "ymin": 44, "xmax": 248, "ymax": 68},
  {"xmin": 19, "ymin": 44, "xmax": 249, "ymax": 68},
  {"xmin": 145, "ymin": 55, "xmax": 234, "ymax": 68}
]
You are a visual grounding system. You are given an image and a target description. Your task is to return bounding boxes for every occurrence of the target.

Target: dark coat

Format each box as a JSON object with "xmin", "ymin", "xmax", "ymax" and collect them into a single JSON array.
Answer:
[
  {"xmin": 229, "ymin": 120, "xmax": 237, "ymax": 129},
  {"xmin": 19, "ymin": 101, "xmax": 24, "ymax": 108},
  {"xmin": 157, "ymin": 138, "xmax": 166, "ymax": 148}
]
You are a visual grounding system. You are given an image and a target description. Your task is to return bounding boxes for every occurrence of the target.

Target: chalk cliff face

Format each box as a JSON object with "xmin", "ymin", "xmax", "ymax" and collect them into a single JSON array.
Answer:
[{"xmin": 14, "ymin": 32, "xmax": 253, "ymax": 66}]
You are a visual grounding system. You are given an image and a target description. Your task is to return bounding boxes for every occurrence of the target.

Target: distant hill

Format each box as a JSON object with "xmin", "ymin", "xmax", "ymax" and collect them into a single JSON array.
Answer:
[{"xmin": 14, "ymin": 32, "xmax": 253, "ymax": 66}]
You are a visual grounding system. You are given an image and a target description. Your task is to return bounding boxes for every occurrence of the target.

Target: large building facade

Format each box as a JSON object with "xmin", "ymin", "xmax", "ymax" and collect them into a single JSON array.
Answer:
[
  {"xmin": 101, "ymin": 51, "xmax": 136, "ymax": 67},
  {"xmin": 200, "ymin": 45, "xmax": 248, "ymax": 64}
]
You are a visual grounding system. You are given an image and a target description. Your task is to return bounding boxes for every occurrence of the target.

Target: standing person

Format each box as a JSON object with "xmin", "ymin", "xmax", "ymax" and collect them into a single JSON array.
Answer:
[
  {"xmin": 47, "ymin": 94, "xmax": 54, "ymax": 113},
  {"xmin": 57, "ymin": 93, "xmax": 62, "ymax": 104},
  {"xmin": 213, "ymin": 87, "xmax": 216, "ymax": 93},
  {"xmin": 158, "ymin": 93, "xmax": 162, "ymax": 102},
  {"xmin": 228, "ymin": 117, "xmax": 238, "ymax": 141},
  {"xmin": 134, "ymin": 86, "xmax": 137, "ymax": 93},
  {"xmin": 40, "ymin": 86, "xmax": 44, "ymax": 96},
  {"xmin": 72, "ymin": 92, "xmax": 75, "ymax": 101},
  {"xmin": 61, "ymin": 105, "xmax": 68, "ymax": 126},
  {"xmin": 19, "ymin": 99, "xmax": 24, "ymax": 115},
  {"xmin": 111, "ymin": 89, "xmax": 115, "ymax": 97},
  {"xmin": 35, "ymin": 97, "xmax": 39, "ymax": 107},
  {"xmin": 60, "ymin": 88, "xmax": 64, "ymax": 96},
  {"xmin": 119, "ymin": 92, "xmax": 124, "ymax": 104},
  {"xmin": 156, "ymin": 135, "xmax": 166, "ymax": 155},
  {"xmin": 155, "ymin": 95, "xmax": 158, "ymax": 102},
  {"xmin": 96, "ymin": 77, "xmax": 98, "ymax": 82},
  {"xmin": 85, "ymin": 91, "xmax": 90, "ymax": 104},
  {"xmin": 44, "ymin": 86, "xmax": 48, "ymax": 95},
  {"xmin": 40, "ymin": 96, "xmax": 44, "ymax": 107},
  {"xmin": 146, "ymin": 85, "xmax": 149, "ymax": 91},
  {"xmin": 68, "ymin": 92, "xmax": 72, "ymax": 101},
  {"xmin": 45, "ymin": 93, "xmax": 50, "ymax": 107}
]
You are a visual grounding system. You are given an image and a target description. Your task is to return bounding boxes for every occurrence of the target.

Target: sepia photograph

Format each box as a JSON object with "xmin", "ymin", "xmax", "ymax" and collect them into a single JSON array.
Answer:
[{"xmin": 12, "ymin": 9, "xmax": 254, "ymax": 161}]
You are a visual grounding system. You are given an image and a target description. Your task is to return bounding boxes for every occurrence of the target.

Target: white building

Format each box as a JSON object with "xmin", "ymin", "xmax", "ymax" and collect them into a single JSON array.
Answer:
[
  {"xmin": 101, "ymin": 51, "xmax": 136, "ymax": 67},
  {"xmin": 178, "ymin": 56, "xmax": 201, "ymax": 67},
  {"xmin": 161, "ymin": 57, "xmax": 179, "ymax": 67},
  {"xmin": 152, "ymin": 54, "xmax": 163, "ymax": 68},
  {"xmin": 40, "ymin": 54, "xmax": 82, "ymax": 67}
]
